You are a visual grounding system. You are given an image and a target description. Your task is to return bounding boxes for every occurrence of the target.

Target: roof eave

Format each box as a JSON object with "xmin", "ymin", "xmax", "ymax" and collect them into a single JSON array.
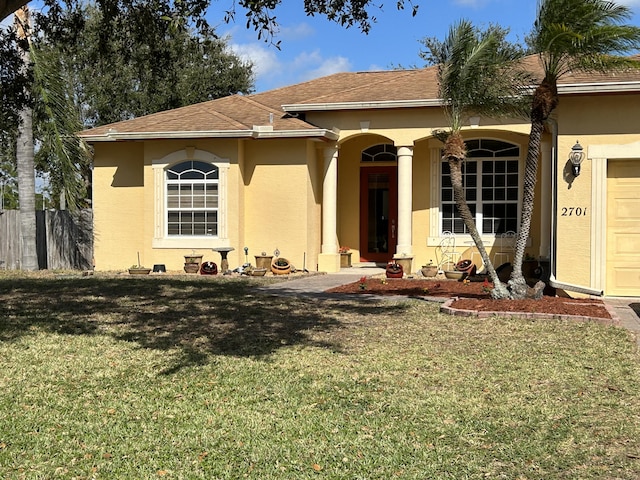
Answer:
[
  {"xmin": 557, "ymin": 81, "xmax": 640, "ymax": 94},
  {"xmin": 79, "ymin": 128, "xmax": 339, "ymax": 142},
  {"xmin": 282, "ymin": 98, "xmax": 444, "ymax": 112}
]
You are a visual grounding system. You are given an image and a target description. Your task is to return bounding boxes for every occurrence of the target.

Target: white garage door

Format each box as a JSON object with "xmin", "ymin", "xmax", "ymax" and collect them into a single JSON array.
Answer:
[{"xmin": 607, "ymin": 160, "xmax": 640, "ymax": 296}]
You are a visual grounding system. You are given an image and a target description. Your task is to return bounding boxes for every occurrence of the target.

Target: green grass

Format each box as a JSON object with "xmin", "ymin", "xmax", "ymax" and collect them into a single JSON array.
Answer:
[{"xmin": 1, "ymin": 273, "xmax": 640, "ymax": 479}]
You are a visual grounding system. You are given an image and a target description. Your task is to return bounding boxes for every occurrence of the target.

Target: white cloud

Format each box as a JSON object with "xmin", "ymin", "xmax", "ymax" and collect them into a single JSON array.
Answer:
[
  {"xmin": 230, "ymin": 42, "xmax": 352, "ymax": 91},
  {"xmin": 297, "ymin": 53, "xmax": 352, "ymax": 81},
  {"xmin": 229, "ymin": 40, "xmax": 282, "ymax": 79}
]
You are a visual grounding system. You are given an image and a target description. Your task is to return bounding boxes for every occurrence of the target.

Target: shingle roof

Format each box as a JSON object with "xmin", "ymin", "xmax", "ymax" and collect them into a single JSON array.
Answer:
[{"xmin": 80, "ymin": 55, "xmax": 640, "ymax": 140}]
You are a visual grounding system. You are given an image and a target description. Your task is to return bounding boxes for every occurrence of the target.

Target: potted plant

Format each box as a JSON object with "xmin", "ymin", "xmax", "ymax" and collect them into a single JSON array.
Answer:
[
  {"xmin": 129, "ymin": 252, "xmax": 151, "ymax": 275},
  {"xmin": 271, "ymin": 257, "xmax": 291, "ymax": 275},
  {"xmin": 421, "ymin": 260, "xmax": 438, "ymax": 278},
  {"xmin": 184, "ymin": 251, "xmax": 203, "ymax": 274},
  {"xmin": 339, "ymin": 246, "xmax": 352, "ymax": 268},
  {"xmin": 385, "ymin": 262, "xmax": 403, "ymax": 278}
]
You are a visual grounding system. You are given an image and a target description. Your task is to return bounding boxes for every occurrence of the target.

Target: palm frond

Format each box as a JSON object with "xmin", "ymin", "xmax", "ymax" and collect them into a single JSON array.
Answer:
[
  {"xmin": 426, "ymin": 20, "xmax": 531, "ymax": 132},
  {"xmin": 531, "ymin": 0, "xmax": 640, "ymax": 80},
  {"xmin": 29, "ymin": 40, "xmax": 90, "ymax": 210}
]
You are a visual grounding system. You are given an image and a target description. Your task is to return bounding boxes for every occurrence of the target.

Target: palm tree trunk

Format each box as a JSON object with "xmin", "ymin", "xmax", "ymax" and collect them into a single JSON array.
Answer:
[
  {"xmin": 15, "ymin": 6, "xmax": 38, "ymax": 271},
  {"xmin": 510, "ymin": 118, "xmax": 544, "ymax": 288},
  {"xmin": 16, "ymin": 104, "xmax": 38, "ymax": 270},
  {"xmin": 444, "ymin": 134, "xmax": 510, "ymax": 299},
  {"xmin": 510, "ymin": 79, "xmax": 558, "ymax": 299}
]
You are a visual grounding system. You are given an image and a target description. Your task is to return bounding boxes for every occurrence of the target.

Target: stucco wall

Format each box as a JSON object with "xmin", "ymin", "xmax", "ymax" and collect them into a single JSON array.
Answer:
[
  {"xmin": 93, "ymin": 142, "xmax": 146, "ymax": 270},
  {"xmin": 92, "ymin": 137, "xmax": 322, "ymax": 272},
  {"xmin": 555, "ymin": 94, "xmax": 640, "ymax": 293}
]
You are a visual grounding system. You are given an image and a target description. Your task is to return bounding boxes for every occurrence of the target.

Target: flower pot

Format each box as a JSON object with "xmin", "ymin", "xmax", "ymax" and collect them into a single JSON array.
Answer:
[
  {"xmin": 340, "ymin": 252, "xmax": 352, "ymax": 268},
  {"xmin": 455, "ymin": 259, "xmax": 477, "ymax": 277},
  {"xmin": 250, "ymin": 268, "xmax": 267, "ymax": 276},
  {"xmin": 184, "ymin": 255, "xmax": 203, "ymax": 265},
  {"xmin": 129, "ymin": 267, "xmax": 151, "ymax": 275},
  {"xmin": 255, "ymin": 255, "xmax": 273, "ymax": 271},
  {"xmin": 385, "ymin": 262, "xmax": 403, "ymax": 278},
  {"xmin": 271, "ymin": 258, "xmax": 291, "ymax": 275},
  {"xmin": 444, "ymin": 270, "xmax": 466, "ymax": 280},
  {"xmin": 184, "ymin": 263, "xmax": 200, "ymax": 274},
  {"xmin": 421, "ymin": 265, "xmax": 438, "ymax": 277},
  {"xmin": 200, "ymin": 261, "xmax": 218, "ymax": 275}
]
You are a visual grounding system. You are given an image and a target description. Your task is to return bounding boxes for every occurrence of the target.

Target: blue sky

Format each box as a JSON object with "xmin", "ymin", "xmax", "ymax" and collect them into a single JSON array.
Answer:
[{"xmin": 207, "ymin": 0, "xmax": 640, "ymax": 93}]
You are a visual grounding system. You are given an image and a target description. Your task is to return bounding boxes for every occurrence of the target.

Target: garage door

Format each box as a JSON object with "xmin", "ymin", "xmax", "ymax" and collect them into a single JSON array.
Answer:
[{"xmin": 607, "ymin": 160, "xmax": 640, "ymax": 296}]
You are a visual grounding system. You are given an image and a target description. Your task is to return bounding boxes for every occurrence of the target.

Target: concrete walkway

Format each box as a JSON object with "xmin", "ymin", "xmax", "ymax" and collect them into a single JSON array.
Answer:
[
  {"xmin": 254, "ymin": 267, "xmax": 386, "ymax": 299},
  {"xmin": 255, "ymin": 269, "xmax": 640, "ymax": 344},
  {"xmin": 605, "ymin": 298, "xmax": 640, "ymax": 344}
]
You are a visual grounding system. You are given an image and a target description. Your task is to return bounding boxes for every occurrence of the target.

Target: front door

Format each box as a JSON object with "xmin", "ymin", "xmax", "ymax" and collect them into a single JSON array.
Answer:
[{"xmin": 359, "ymin": 167, "xmax": 397, "ymax": 263}]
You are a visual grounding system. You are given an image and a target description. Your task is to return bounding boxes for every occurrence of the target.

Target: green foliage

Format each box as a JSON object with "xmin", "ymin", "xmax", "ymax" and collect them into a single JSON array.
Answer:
[
  {"xmin": 30, "ymin": 42, "xmax": 90, "ymax": 210},
  {"xmin": 527, "ymin": 0, "xmax": 640, "ymax": 82},
  {"xmin": 420, "ymin": 20, "xmax": 532, "ymax": 132},
  {"xmin": 34, "ymin": 2, "xmax": 255, "ymax": 128}
]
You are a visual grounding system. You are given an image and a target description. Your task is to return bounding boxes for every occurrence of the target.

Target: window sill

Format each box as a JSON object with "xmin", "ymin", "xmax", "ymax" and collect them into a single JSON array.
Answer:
[{"xmin": 152, "ymin": 237, "xmax": 230, "ymax": 249}]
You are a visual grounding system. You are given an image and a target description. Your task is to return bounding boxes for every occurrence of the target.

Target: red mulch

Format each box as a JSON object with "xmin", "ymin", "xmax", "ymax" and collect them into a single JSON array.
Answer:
[{"xmin": 326, "ymin": 278, "xmax": 612, "ymax": 320}]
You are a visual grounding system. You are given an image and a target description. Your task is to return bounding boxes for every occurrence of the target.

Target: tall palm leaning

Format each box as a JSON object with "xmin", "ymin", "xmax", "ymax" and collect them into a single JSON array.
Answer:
[
  {"xmin": 422, "ymin": 21, "xmax": 531, "ymax": 299},
  {"xmin": 509, "ymin": 0, "xmax": 640, "ymax": 298}
]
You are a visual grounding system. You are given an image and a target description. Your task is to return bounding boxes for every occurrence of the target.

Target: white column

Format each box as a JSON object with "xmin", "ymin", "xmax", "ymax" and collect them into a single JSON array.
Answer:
[
  {"xmin": 321, "ymin": 146, "xmax": 339, "ymax": 254},
  {"xmin": 395, "ymin": 145, "xmax": 413, "ymax": 256},
  {"xmin": 318, "ymin": 146, "xmax": 340, "ymax": 272}
]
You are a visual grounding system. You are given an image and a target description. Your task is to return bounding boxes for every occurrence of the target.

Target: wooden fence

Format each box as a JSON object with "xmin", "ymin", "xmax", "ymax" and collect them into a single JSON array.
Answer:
[{"xmin": 0, "ymin": 209, "xmax": 93, "ymax": 270}]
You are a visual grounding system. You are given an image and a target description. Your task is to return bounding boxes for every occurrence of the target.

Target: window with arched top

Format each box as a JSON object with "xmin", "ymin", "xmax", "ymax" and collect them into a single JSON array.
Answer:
[
  {"xmin": 361, "ymin": 144, "xmax": 397, "ymax": 162},
  {"xmin": 166, "ymin": 161, "xmax": 219, "ymax": 236},
  {"xmin": 440, "ymin": 139, "xmax": 521, "ymax": 235},
  {"xmin": 152, "ymin": 149, "xmax": 230, "ymax": 248}
]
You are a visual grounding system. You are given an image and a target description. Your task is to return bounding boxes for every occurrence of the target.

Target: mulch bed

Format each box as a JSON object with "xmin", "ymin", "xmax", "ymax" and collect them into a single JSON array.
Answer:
[{"xmin": 326, "ymin": 278, "xmax": 613, "ymax": 320}]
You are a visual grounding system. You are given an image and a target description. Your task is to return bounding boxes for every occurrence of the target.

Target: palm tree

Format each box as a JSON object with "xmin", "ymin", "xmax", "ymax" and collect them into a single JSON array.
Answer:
[
  {"xmin": 422, "ymin": 21, "xmax": 531, "ymax": 299},
  {"xmin": 510, "ymin": 0, "xmax": 640, "ymax": 298},
  {"xmin": 14, "ymin": 6, "xmax": 38, "ymax": 270}
]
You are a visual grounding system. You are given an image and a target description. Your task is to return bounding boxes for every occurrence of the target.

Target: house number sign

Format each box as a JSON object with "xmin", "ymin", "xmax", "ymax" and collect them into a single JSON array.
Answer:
[{"xmin": 560, "ymin": 207, "xmax": 587, "ymax": 216}]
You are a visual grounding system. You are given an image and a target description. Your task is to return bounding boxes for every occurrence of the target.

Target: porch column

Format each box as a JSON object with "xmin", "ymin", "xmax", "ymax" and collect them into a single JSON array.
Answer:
[
  {"xmin": 395, "ymin": 145, "xmax": 413, "ymax": 257},
  {"xmin": 318, "ymin": 145, "xmax": 340, "ymax": 272}
]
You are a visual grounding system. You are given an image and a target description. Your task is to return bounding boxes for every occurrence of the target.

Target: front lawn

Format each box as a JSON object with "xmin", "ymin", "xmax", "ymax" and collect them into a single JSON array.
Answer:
[{"xmin": 1, "ymin": 274, "xmax": 639, "ymax": 479}]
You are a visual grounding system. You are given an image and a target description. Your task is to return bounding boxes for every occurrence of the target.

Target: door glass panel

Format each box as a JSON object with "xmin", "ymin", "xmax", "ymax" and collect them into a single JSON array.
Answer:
[{"xmin": 367, "ymin": 173, "xmax": 389, "ymax": 254}]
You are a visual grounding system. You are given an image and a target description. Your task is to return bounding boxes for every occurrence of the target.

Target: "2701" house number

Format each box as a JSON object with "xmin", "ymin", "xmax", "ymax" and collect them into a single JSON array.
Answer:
[{"xmin": 560, "ymin": 207, "xmax": 587, "ymax": 216}]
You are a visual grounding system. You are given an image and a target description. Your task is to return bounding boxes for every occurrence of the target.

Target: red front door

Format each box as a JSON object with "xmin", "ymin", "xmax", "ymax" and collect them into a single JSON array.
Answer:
[{"xmin": 359, "ymin": 167, "xmax": 398, "ymax": 263}]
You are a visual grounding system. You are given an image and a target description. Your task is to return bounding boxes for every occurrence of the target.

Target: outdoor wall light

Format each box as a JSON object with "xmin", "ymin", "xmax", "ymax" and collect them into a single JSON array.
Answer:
[{"xmin": 569, "ymin": 140, "xmax": 585, "ymax": 177}]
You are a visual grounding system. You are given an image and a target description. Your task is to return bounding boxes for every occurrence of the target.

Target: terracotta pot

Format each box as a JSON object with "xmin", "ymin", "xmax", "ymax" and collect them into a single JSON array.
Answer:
[
  {"xmin": 455, "ymin": 259, "xmax": 477, "ymax": 277},
  {"xmin": 184, "ymin": 263, "xmax": 200, "ymax": 274},
  {"xmin": 385, "ymin": 263, "xmax": 403, "ymax": 278},
  {"xmin": 271, "ymin": 258, "xmax": 291, "ymax": 275},
  {"xmin": 184, "ymin": 255, "xmax": 203, "ymax": 265}
]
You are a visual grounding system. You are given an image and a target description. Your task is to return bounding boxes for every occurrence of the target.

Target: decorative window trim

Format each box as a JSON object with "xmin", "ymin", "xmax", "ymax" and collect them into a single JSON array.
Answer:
[
  {"xmin": 428, "ymin": 138, "xmax": 525, "ymax": 247},
  {"xmin": 152, "ymin": 148, "xmax": 230, "ymax": 249}
]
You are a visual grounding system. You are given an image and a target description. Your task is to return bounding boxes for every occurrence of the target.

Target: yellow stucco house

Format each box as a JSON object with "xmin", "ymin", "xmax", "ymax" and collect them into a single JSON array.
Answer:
[{"xmin": 80, "ymin": 56, "xmax": 640, "ymax": 297}]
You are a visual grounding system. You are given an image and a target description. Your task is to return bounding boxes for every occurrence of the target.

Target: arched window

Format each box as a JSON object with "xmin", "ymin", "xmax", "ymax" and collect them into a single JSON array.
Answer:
[
  {"xmin": 362, "ymin": 144, "xmax": 397, "ymax": 162},
  {"xmin": 441, "ymin": 139, "xmax": 520, "ymax": 235},
  {"xmin": 166, "ymin": 161, "xmax": 219, "ymax": 236}
]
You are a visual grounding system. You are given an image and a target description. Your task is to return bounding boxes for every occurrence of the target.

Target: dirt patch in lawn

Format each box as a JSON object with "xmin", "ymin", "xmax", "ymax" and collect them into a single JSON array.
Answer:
[{"xmin": 326, "ymin": 278, "xmax": 612, "ymax": 320}]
